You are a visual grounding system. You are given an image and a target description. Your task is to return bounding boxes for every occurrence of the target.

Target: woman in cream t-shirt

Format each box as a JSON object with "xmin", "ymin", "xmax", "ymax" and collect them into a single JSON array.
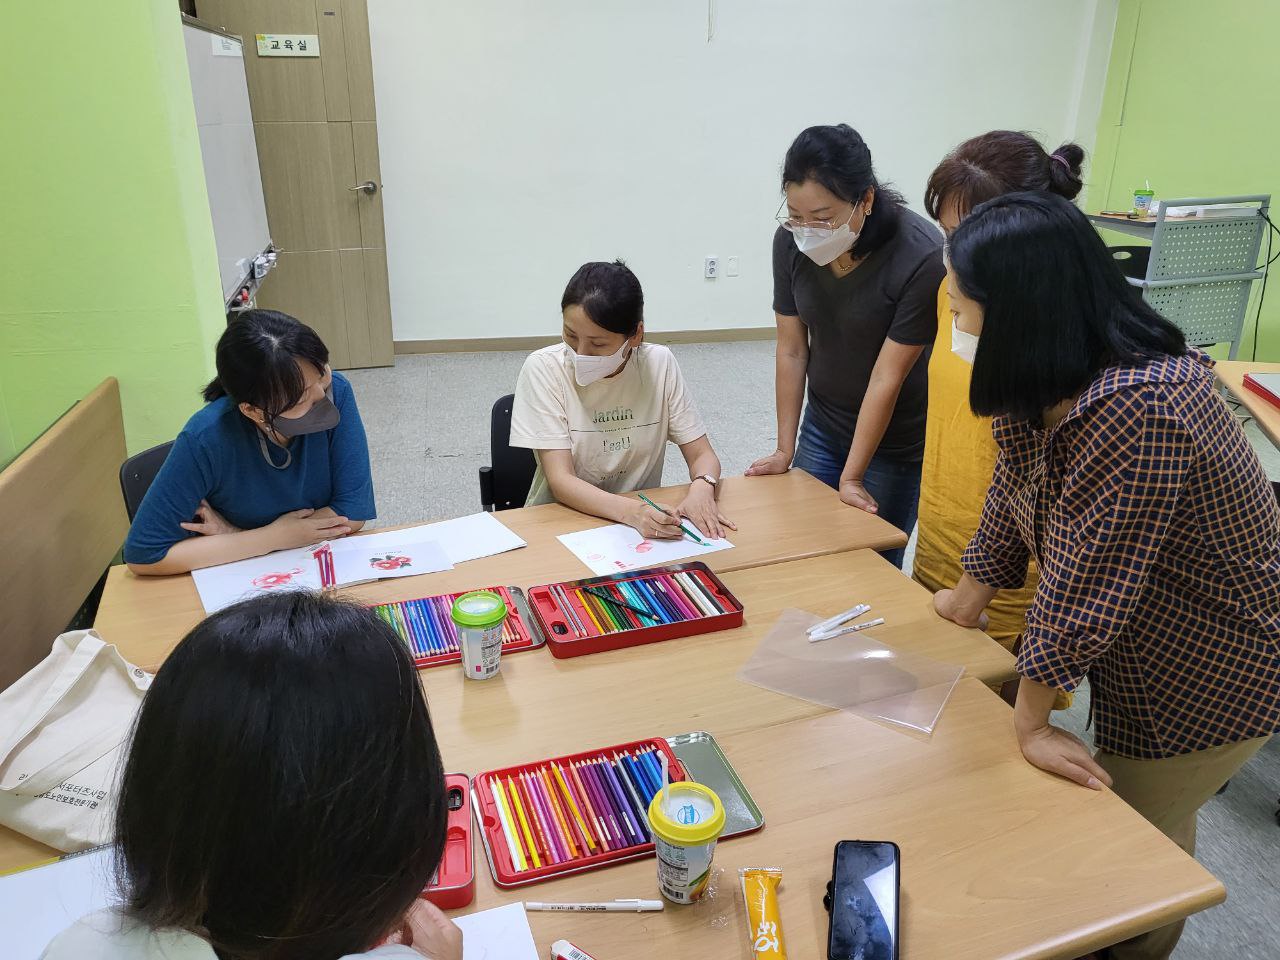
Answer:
[{"xmin": 510, "ymin": 260, "xmax": 735, "ymax": 540}]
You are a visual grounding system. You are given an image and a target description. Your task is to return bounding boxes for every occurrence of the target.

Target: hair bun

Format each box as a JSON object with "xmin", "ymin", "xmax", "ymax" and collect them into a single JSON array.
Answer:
[{"xmin": 1048, "ymin": 142, "xmax": 1085, "ymax": 200}]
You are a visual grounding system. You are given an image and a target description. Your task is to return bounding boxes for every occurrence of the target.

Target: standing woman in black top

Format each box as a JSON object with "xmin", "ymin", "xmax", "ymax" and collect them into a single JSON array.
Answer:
[{"xmin": 747, "ymin": 125, "xmax": 944, "ymax": 567}]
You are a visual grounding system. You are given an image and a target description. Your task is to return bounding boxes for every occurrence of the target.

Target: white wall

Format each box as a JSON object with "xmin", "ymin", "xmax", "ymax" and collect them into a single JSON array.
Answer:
[{"xmin": 369, "ymin": 0, "xmax": 1117, "ymax": 343}]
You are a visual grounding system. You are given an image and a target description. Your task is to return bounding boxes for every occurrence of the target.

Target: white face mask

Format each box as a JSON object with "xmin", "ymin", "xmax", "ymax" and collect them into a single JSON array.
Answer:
[
  {"xmin": 951, "ymin": 320, "xmax": 980, "ymax": 365},
  {"xmin": 791, "ymin": 206, "xmax": 860, "ymax": 266},
  {"xmin": 572, "ymin": 336, "xmax": 632, "ymax": 386}
]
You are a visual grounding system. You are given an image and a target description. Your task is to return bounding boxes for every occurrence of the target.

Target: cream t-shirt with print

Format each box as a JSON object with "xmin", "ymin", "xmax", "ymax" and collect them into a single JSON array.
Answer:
[{"xmin": 510, "ymin": 342, "xmax": 706, "ymax": 506}]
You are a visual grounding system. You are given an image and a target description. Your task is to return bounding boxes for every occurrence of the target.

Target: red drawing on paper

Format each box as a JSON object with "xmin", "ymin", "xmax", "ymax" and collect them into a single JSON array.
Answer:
[
  {"xmin": 634, "ymin": 541, "xmax": 654, "ymax": 554},
  {"xmin": 370, "ymin": 553, "xmax": 413, "ymax": 571},
  {"xmin": 252, "ymin": 567, "xmax": 305, "ymax": 589},
  {"xmin": 587, "ymin": 552, "xmax": 604, "ymax": 561}
]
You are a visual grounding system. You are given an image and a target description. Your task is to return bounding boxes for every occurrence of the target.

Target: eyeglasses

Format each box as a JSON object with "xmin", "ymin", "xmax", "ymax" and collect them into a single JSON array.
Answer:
[{"xmin": 775, "ymin": 198, "xmax": 859, "ymax": 232}]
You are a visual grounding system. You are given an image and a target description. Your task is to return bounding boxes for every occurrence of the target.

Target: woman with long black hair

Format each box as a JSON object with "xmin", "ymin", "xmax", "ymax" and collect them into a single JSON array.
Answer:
[
  {"xmin": 933, "ymin": 191, "xmax": 1280, "ymax": 960},
  {"xmin": 747, "ymin": 125, "xmax": 944, "ymax": 567}
]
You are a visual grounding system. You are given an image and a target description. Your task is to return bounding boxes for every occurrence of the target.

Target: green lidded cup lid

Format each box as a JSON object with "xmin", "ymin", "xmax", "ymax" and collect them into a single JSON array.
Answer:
[{"xmin": 450, "ymin": 590, "xmax": 507, "ymax": 628}]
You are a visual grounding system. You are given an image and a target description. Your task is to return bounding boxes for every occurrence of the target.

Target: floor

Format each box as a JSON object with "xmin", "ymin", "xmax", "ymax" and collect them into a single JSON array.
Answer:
[{"xmin": 344, "ymin": 341, "xmax": 1279, "ymax": 959}]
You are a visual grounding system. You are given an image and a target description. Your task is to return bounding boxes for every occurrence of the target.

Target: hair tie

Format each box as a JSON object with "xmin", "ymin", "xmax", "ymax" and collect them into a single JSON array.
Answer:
[{"xmin": 1050, "ymin": 153, "xmax": 1072, "ymax": 172}]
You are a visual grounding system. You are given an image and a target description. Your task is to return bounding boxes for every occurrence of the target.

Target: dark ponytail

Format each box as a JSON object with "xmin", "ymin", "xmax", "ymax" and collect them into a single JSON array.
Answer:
[
  {"xmin": 782, "ymin": 124, "xmax": 905, "ymax": 257},
  {"xmin": 925, "ymin": 131, "xmax": 1086, "ymax": 221},
  {"xmin": 203, "ymin": 310, "xmax": 329, "ymax": 425}
]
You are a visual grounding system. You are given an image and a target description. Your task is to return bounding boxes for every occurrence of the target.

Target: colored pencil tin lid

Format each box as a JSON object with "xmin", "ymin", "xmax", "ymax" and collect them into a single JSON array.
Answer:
[{"xmin": 450, "ymin": 590, "xmax": 508, "ymax": 628}]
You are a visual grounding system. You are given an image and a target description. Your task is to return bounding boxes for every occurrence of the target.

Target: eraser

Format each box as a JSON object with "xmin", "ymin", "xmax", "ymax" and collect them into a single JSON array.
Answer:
[{"xmin": 551, "ymin": 939, "xmax": 599, "ymax": 960}]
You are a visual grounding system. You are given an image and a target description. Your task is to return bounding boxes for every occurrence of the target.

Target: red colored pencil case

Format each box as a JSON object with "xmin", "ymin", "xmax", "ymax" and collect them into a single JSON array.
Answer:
[
  {"xmin": 368, "ymin": 585, "xmax": 546, "ymax": 669},
  {"xmin": 472, "ymin": 737, "xmax": 689, "ymax": 888},
  {"xmin": 423, "ymin": 774, "xmax": 475, "ymax": 910},
  {"xmin": 526, "ymin": 562, "xmax": 744, "ymax": 659}
]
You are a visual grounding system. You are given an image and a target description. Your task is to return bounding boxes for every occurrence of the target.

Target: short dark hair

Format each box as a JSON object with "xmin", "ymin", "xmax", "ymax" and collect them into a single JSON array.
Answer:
[
  {"xmin": 115, "ymin": 592, "xmax": 447, "ymax": 960},
  {"xmin": 948, "ymin": 191, "xmax": 1186, "ymax": 422},
  {"xmin": 925, "ymin": 131, "xmax": 1084, "ymax": 222},
  {"xmin": 781, "ymin": 124, "xmax": 906, "ymax": 257},
  {"xmin": 203, "ymin": 310, "xmax": 330, "ymax": 425},
  {"xmin": 561, "ymin": 260, "xmax": 644, "ymax": 336}
]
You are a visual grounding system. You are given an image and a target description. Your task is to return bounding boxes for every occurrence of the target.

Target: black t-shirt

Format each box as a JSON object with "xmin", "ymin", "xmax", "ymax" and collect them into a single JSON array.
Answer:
[{"xmin": 772, "ymin": 207, "xmax": 944, "ymax": 461}]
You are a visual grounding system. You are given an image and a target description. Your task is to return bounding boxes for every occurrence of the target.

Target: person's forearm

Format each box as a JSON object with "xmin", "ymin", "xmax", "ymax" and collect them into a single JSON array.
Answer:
[
  {"xmin": 686, "ymin": 449, "xmax": 721, "ymax": 485},
  {"xmin": 548, "ymin": 472, "xmax": 637, "ymax": 525},
  {"xmin": 128, "ymin": 526, "xmax": 283, "ymax": 576},
  {"xmin": 952, "ymin": 572, "xmax": 998, "ymax": 619},
  {"xmin": 312, "ymin": 506, "xmax": 365, "ymax": 534},
  {"xmin": 1013, "ymin": 677, "xmax": 1059, "ymax": 737},
  {"xmin": 774, "ymin": 353, "xmax": 807, "ymax": 456},
  {"xmin": 841, "ymin": 374, "xmax": 903, "ymax": 482}
]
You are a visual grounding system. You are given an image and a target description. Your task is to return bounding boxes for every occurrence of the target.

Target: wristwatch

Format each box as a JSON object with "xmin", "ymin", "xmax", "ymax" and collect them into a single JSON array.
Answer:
[{"xmin": 694, "ymin": 474, "xmax": 718, "ymax": 488}]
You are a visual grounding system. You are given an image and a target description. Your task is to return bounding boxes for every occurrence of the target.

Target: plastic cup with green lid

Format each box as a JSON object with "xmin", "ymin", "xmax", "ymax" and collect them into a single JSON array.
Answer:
[{"xmin": 451, "ymin": 590, "xmax": 507, "ymax": 680}]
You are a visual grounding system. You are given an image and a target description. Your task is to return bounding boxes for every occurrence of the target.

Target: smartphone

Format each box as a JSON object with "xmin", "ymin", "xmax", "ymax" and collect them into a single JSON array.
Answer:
[{"xmin": 824, "ymin": 840, "xmax": 900, "ymax": 960}]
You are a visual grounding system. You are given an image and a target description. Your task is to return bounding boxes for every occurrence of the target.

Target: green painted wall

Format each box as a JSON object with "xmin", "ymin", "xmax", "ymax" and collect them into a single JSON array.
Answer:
[
  {"xmin": 0, "ymin": 1, "xmax": 224, "ymax": 468},
  {"xmin": 1090, "ymin": 0, "xmax": 1279, "ymax": 360}
]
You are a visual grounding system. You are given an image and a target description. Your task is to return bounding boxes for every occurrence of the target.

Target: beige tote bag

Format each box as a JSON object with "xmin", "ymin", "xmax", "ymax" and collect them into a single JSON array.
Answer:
[{"xmin": 0, "ymin": 631, "xmax": 150, "ymax": 851}]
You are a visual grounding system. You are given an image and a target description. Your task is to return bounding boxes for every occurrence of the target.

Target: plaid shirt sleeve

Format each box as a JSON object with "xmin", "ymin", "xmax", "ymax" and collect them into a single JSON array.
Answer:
[
  {"xmin": 1017, "ymin": 391, "xmax": 1195, "ymax": 691},
  {"xmin": 962, "ymin": 446, "xmax": 1032, "ymax": 590}
]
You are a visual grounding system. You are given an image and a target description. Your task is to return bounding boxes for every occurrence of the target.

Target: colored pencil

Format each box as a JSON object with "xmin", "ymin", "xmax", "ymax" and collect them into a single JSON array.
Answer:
[
  {"xmin": 657, "ymin": 576, "xmax": 698, "ymax": 619},
  {"xmin": 676, "ymin": 572, "xmax": 717, "ymax": 617},
  {"xmin": 623, "ymin": 751, "xmax": 657, "ymax": 805},
  {"xmin": 568, "ymin": 760, "xmax": 611, "ymax": 851},
  {"xmin": 585, "ymin": 761, "xmax": 625, "ymax": 848},
  {"xmin": 489, "ymin": 773, "xmax": 526, "ymax": 871},
  {"xmin": 637, "ymin": 492, "xmax": 705, "ymax": 544},
  {"xmin": 577, "ymin": 761, "xmax": 621, "ymax": 849},
  {"xmin": 547, "ymin": 766, "xmax": 584, "ymax": 858},
  {"xmin": 630, "ymin": 578, "xmax": 674, "ymax": 623},
  {"xmin": 685, "ymin": 570, "xmax": 727, "ymax": 614},
  {"xmin": 600, "ymin": 758, "xmax": 645, "ymax": 844},
  {"xmin": 552, "ymin": 762, "xmax": 597, "ymax": 853},
  {"xmin": 521, "ymin": 771, "xmax": 561, "ymax": 864},
  {"xmin": 537, "ymin": 766, "xmax": 575, "ymax": 858},
  {"xmin": 574, "ymin": 588, "xmax": 606, "ymax": 636},
  {"xmin": 586, "ymin": 589, "xmax": 622, "ymax": 632},
  {"xmin": 552, "ymin": 585, "xmax": 584, "ymax": 638},
  {"xmin": 584, "ymin": 586, "xmax": 657, "ymax": 623},
  {"xmin": 596, "ymin": 586, "xmax": 640, "ymax": 632},
  {"xmin": 505, "ymin": 775, "xmax": 541, "ymax": 870},
  {"xmin": 619, "ymin": 579, "xmax": 663, "ymax": 624},
  {"xmin": 641, "ymin": 576, "xmax": 683, "ymax": 622},
  {"xmin": 638, "ymin": 750, "xmax": 665, "ymax": 799}
]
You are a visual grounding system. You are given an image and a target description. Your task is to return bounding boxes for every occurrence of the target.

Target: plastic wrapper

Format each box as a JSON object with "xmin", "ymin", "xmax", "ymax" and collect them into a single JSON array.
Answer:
[{"xmin": 738, "ymin": 608, "xmax": 963, "ymax": 736}]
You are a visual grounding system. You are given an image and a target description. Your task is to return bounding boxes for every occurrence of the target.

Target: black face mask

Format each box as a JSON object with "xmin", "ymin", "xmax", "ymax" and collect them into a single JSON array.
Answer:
[{"xmin": 272, "ymin": 388, "xmax": 340, "ymax": 437}]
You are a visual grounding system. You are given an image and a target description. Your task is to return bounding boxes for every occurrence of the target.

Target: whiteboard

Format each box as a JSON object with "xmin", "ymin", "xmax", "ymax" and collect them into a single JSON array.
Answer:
[{"xmin": 183, "ymin": 20, "xmax": 272, "ymax": 301}]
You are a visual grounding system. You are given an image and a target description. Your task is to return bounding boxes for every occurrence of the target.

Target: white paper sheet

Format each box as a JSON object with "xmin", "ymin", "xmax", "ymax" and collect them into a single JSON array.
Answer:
[
  {"xmin": 557, "ymin": 520, "xmax": 733, "ymax": 575},
  {"xmin": 191, "ymin": 514, "xmax": 525, "ymax": 614},
  {"xmin": 192, "ymin": 545, "xmax": 322, "ymax": 613},
  {"xmin": 402, "ymin": 513, "xmax": 528, "ymax": 565},
  {"xmin": 455, "ymin": 902, "xmax": 539, "ymax": 960},
  {"xmin": 2, "ymin": 850, "xmax": 537, "ymax": 960},
  {"xmin": 330, "ymin": 538, "xmax": 453, "ymax": 585},
  {"xmin": 0, "ymin": 846, "xmax": 120, "ymax": 960}
]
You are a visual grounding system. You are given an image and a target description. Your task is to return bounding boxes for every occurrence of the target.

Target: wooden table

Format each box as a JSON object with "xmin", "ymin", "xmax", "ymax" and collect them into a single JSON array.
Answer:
[
  {"xmin": 0, "ymin": 550, "xmax": 1012, "ymax": 874},
  {"xmin": 92, "ymin": 471, "xmax": 908, "ymax": 670},
  {"xmin": 1216, "ymin": 359, "xmax": 1280, "ymax": 449},
  {"xmin": 463, "ymin": 686, "xmax": 1221, "ymax": 960},
  {"xmin": 1, "ymin": 551, "xmax": 1222, "ymax": 958}
]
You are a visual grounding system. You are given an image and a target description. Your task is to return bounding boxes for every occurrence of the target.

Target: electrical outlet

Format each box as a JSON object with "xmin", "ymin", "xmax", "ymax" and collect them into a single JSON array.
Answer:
[
  {"xmin": 726, "ymin": 256, "xmax": 740, "ymax": 277},
  {"xmin": 704, "ymin": 256, "xmax": 718, "ymax": 279}
]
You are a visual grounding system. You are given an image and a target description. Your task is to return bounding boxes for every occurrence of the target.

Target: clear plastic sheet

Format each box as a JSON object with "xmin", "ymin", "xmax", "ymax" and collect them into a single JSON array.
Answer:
[{"xmin": 738, "ymin": 608, "xmax": 964, "ymax": 736}]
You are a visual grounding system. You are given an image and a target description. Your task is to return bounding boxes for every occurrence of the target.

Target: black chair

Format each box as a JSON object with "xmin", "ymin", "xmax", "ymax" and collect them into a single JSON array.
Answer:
[
  {"xmin": 119, "ymin": 440, "xmax": 175, "ymax": 521},
  {"xmin": 479, "ymin": 394, "xmax": 535, "ymax": 511}
]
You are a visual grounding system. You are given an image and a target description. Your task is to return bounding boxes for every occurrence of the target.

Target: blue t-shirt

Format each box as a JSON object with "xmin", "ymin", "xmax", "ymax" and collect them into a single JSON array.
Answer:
[{"xmin": 124, "ymin": 371, "xmax": 376, "ymax": 565}]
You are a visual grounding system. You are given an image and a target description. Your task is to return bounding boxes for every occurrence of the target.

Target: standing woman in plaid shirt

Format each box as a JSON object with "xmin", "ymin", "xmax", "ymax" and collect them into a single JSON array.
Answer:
[{"xmin": 933, "ymin": 191, "xmax": 1280, "ymax": 960}]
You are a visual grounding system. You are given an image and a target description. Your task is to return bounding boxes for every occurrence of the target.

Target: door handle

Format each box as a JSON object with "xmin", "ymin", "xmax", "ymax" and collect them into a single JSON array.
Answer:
[{"xmin": 348, "ymin": 180, "xmax": 378, "ymax": 195}]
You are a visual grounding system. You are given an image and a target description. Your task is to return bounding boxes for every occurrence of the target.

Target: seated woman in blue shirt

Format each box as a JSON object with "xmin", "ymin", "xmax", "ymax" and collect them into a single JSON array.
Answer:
[{"xmin": 124, "ymin": 310, "xmax": 375, "ymax": 575}]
